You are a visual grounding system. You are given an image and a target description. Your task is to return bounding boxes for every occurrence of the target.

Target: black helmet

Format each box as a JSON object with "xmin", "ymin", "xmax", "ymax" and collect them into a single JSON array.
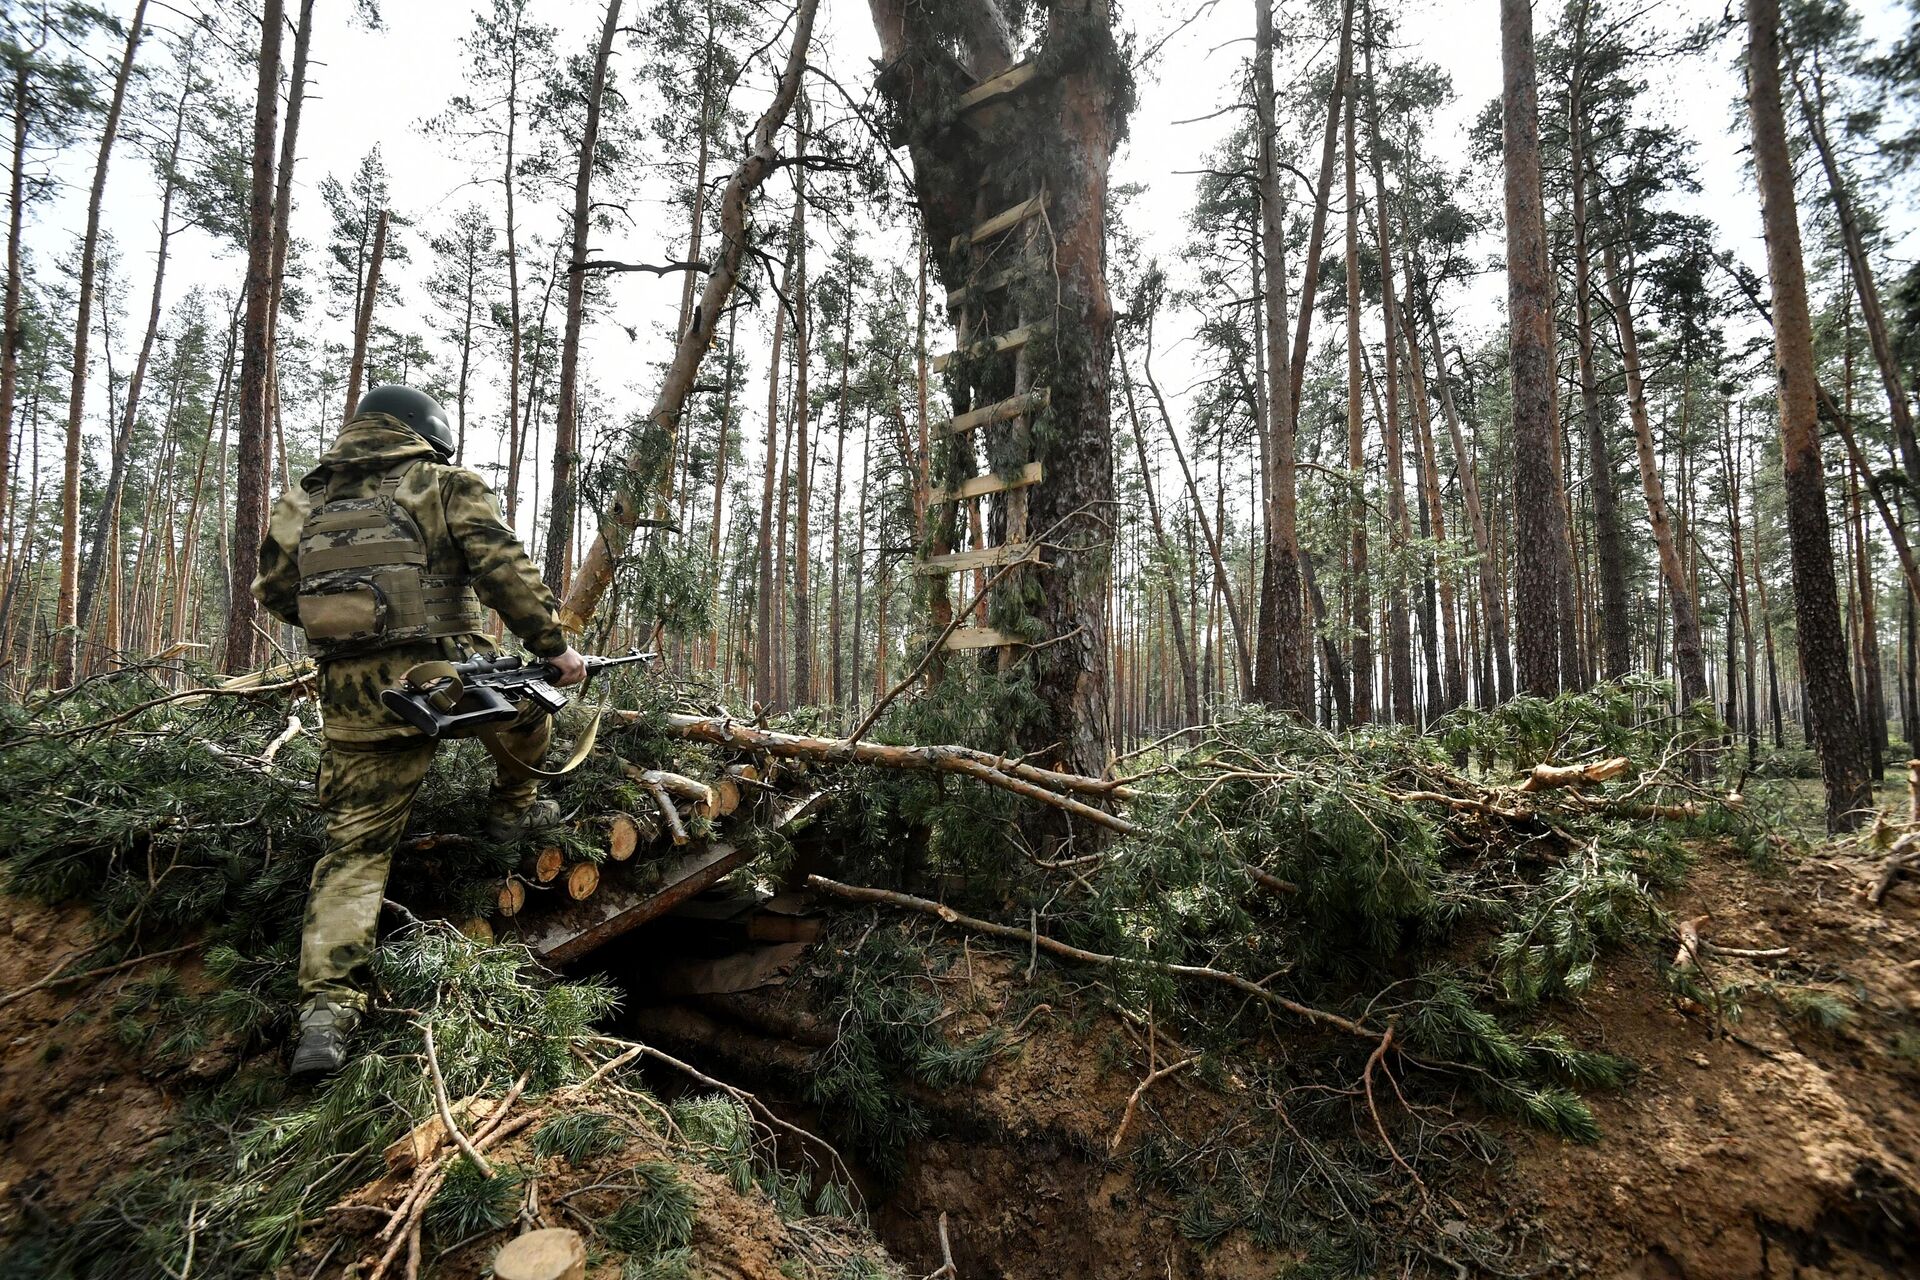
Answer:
[{"xmin": 354, "ymin": 384, "xmax": 455, "ymax": 460}]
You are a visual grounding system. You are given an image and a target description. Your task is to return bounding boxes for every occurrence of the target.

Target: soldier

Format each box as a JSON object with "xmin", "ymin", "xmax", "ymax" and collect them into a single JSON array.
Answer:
[{"xmin": 253, "ymin": 384, "xmax": 587, "ymax": 1082}]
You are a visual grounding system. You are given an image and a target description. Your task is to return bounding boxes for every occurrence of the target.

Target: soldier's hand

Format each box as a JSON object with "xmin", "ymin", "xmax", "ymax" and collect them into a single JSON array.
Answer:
[{"xmin": 549, "ymin": 646, "xmax": 588, "ymax": 687}]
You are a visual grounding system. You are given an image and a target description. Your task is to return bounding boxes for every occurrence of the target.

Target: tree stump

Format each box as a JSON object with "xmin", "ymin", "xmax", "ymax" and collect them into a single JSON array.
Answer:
[{"xmin": 494, "ymin": 1227, "xmax": 586, "ymax": 1280}]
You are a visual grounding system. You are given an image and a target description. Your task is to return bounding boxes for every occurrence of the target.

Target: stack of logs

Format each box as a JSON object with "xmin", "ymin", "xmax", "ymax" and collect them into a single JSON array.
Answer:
[{"xmin": 495, "ymin": 761, "xmax": 759, "ymax": 919}]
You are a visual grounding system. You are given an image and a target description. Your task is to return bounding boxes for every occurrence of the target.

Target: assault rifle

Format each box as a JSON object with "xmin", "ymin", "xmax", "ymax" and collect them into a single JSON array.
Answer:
[{"xmin": 381, "ymin": 648, "xmax": 657, "ymax": 740}]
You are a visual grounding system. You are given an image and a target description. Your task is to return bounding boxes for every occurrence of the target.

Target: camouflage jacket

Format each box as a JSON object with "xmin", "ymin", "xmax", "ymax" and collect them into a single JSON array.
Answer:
[{"xmin": 253, "ymin": 414, "xmax": 566, "ymax": 743}]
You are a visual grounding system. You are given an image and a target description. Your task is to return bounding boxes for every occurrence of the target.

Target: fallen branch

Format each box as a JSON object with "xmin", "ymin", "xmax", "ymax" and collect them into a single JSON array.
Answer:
[
  {"xmin": 422, "ymin": 1023, "xmax": 493, "ymax": 1178},
  {"xmin": 633, "ymin": 712, "xmax": 1138, "ymax": 833},
  {"xmin": 804, "ymin": 875, "xmax": 1378, "ymax": 1041},
  {"xmin": 1519, "ymin": 756, "xmax": 1630, "ymax": 792},
  {"xmin": 1107, "ymin": 1054, "xmax": 1198, "ymax": 1153},
  {"xmin": 0, "ymin": 941, "xmax": 202, "ymax": 1007}
]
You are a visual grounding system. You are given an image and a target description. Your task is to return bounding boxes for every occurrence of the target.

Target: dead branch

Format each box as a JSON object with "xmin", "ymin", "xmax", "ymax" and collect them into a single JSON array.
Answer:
[
  {"xmin": 804, "ymin": 875, "xmax": 1379, "ymax": 1041},
  {"xmin": 422, "ymin": 1023, "xmax": 492, "ymax": 1178},
  {"xmin": 1107, "ymin": 1054, "xmax": 1199, "ymax": 1153},
  {"xmin": 631, "ymin": 712, "xmax": 1138, "ymax": 833},
  {"xmin": 1518, "ymin": 755, "xmax": 1630, "ymax": 792}
]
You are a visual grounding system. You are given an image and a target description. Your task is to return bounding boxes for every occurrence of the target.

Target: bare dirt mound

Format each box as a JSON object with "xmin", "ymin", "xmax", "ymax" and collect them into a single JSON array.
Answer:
[
  {"xmin": 0, "ymin": 902, "xmax": 186, "ymax": 1234},
  {"xmin": 1494, "ymin": 846, "xmax": 1920, "ymax": 1280}
]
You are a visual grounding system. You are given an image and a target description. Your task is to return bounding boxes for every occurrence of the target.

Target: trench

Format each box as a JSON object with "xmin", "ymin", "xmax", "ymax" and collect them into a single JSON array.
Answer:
[{"xmin": 567, "ymin": 896, "xmax": 1184, "ymax": 1280}]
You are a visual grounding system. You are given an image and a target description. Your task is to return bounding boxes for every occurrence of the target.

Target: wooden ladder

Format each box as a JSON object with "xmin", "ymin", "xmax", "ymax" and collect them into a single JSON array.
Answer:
[{"xmin": 918, "ymin": 59, "xmax": 1049, "ymax": 656}]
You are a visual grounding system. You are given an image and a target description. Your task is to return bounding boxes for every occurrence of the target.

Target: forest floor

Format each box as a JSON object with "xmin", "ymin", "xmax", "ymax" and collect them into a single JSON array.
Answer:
[{"xmin": 10, "ymin": 822, "xmax": 1911, "ymax": 1279}]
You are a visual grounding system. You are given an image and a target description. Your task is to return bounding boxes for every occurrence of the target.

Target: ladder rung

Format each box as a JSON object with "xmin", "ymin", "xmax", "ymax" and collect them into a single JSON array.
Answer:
[
  {"xmin": 942, "ymin": 625, "xmax": 1023, "ymax": 651},
  {"xmin": 914, "ymin": 543, "xmax": 1037, "ymax": 575},
  {"xmin": 929, "ymin": 462, "xmax": 1044, "ymax": 504},
  {"xmin": 946, "ymin": 261, "xmax": 1037, "ymax": 310},
  {"xmin": 936, "ymin": 389, "xmax": 1049, "ymax": 438},
  {"xmin": 949, "ymin": 194, "xmax": 1048, "ymax": 255},
  {"xmin": 932, "ymin": 324, "xmax": 1042, "ymax": 374},
  {"xmin": 956, "ymin": 61, "xmax": 1038, "ymax": 114}
]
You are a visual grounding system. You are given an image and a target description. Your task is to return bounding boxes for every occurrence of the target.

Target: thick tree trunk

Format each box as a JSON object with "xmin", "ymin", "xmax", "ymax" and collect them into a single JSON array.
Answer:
[
  {"xmin": 1500, "ymin": 0, "xmax": 1569, "ymax": 697},
  {"xmin": 1746, "ymin": 0, "xmax": 1871, "ymax": 829},
  {"xmin": 560, "ymin": 0, "xmax": 818, "ymax": 631},
  {"xmin": 544, "ymin": 0, "xmax": 623, "ymax": 593},
  {"xmin": 1252, "ymin": 0, "xmax": 1307, "ymax": 713},
  {"xmin": 56, "ymin": 0, "xmax": 148, "ymax": 684}
]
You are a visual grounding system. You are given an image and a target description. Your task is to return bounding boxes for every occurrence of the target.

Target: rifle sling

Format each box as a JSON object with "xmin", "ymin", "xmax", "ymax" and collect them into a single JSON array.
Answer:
[{"xmin": 480, "ymin": 712, "xmax": 601, "ymax": 781}]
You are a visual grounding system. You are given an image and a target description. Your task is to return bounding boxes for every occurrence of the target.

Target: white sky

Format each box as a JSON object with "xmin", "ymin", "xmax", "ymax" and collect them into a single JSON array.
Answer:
[{"xmin": 27, "ymin": 0, "xmax": 1919, "ymax": 550}]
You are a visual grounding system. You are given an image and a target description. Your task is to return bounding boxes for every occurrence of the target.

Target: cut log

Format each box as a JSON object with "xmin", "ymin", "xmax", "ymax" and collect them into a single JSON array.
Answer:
[
  {"xmin": 933, "ymin": 389, "xmax": 1049, "ymax": 440},
  {"xmin": 930, "ymin": 459, "xmax": 1044, "ymax": 501},
  {"xmin": 710, "ymin": 775, "xmax": 742, "ymax": 817},
  {"xmin": 932, "ymin": 324, "xmax": 1041, "ymax": 373},
  {"xmin": 456, "ymin": 917, "xmax": 495, "ymax": 944},
  {"xmin": 518, "ymin": 842, "xmax": 749, "ymax": 966},
  {"xmin": 955, "ymin": 59, "xmax": 1037, "ymax": 114},
  {"xmin": 948, "ymin": 192, "xmax": 1048, "ymax": 255},
  {"xmin": 647, "ymin": 781, "xmax": 690, "ymax": 845},
  {"xmin": 530, "ymin": 847, "xmax": 565, "ymax": 882},
  {"xmin": 622, "ymin": 764, "xmax": 717, "ymax": 814},
  {"xmin": 497, "ymin": 878, "xmax": 527, "ymax": 917},
  {"xmin": 915, "ymin": 542, "xmax": 1037, "ymax": 576},
  {"xmin": 727, "ymin": 762, "xmax": 761, "ymax": 784},
  {"xmin": 565, "ymin": 861, "xmax": 600, "ymax": 901},
  {"xmin": 607, "ymin": 813, "xmax": 645, "ymax": 861},
  {"xmin": 494, "ymin": 1228, "xmax": 587, "ymax": 1280},
  {"xmin": 942, "ymin": 625, "xmax": 1021, "ymax": 651}
]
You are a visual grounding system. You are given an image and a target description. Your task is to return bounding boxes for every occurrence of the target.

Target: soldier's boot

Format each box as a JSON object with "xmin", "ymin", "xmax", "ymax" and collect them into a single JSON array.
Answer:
[
  {"xmin": 484, "ymin": 796, "xmax": 562, "ymax": 844},
  {"xmin": 289, "ymin": 997, "xmax": 360, "ymax": 1084}
]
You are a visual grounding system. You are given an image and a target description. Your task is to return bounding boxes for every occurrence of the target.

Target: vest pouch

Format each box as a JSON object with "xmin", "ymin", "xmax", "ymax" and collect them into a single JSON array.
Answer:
[{"xmin": 297, "ymin": 577, "xmax": 388, "ymax": 644}]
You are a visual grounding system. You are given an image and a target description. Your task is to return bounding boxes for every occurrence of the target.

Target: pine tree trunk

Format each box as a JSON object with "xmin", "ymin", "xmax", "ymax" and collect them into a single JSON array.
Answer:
[
  {"xmin": 1571, "ymin": 161, "xmax": 1630, "ymax": 677},
  {"xmin": 501, "ymin": 9, "xmax": 527, "ymax": 524},
  {"xmin": 1601, "ymin": 241, "xmax": 1707, "ymax": 705},
  {"xmin": 559, "ymin": 0, "xmax": 817, "ymax": 632},
  {"xmin": 543, "ymin": 0, "xmax": 622, "ymax": 592},
  {"xmin": 264, "ymin": 0, "xmax": 312, "ymax": 489},
  {"xmin": 753, "ymin": 205, "xmax": 797, "ymax": 709},
  {"xmin": 1252, "ymin": 0, "xmax": 1307, "ymax": 713},
  {"xmin": 56, "ymin": 0, "xmax": 148, "ymax": 684},
  {"xmin": 1344, "ymin": 85, "xmax": 1372, "ymax": 723},
  {"xmin": 706, "ymin": 306, "xmax": 737, "ymax": 672},
  {"xmin": 1399, "ymin": 299, "xmax": 1464, "ymax": 713},
  {"xmin": 0, "ymin": 65, "xmax": 29, "ymax": 542},
  {"xmin": 1500, "ymin": 0, "xmax": 1568, "ymax": 697},
  {"xmin": 1120, "ymin": 347, "xmax": 1199, "ymax": 728},
  {"xmin": 341, "ymin": 208, "xmax": 389, "ymax": 424},
  {"xmin": 1746, "ymin": 0, "xmax": 1871, "ymax": 829},
  {"xmin": 791, "ymin": 125, "xmax": 814, "ymax": 707},
  {"xmin": 76, "ymin": 51, "xmax": 189, "ymax": 646}
]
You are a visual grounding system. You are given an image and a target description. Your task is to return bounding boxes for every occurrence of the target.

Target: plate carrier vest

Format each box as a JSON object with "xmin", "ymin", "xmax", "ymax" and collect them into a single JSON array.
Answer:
[{"xmin": 294, "ymin": 461, "xmax": 486, "ymax": 658}]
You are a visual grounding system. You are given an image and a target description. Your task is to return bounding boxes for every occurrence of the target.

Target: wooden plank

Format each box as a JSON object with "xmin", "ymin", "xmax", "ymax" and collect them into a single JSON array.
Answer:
[
  {"xmin": 956, "ymin": 60, "xmax": 1038, "ymax": 114},
  {"xmin": 930, "ymin": 462, "xmax": 1044, "ymax": 505},
  {"xmin": 914, "ymin": 543, "xmax": 1036, "ymax": 575},
  {"xmin": 935, "ymin": 389, "xmax": 1049, "ymax": 438},
  {"xmin": 932, "ymin": 324, "xmax": 1040, "ymax": 374},
  {"xmin": 942, "ymin": 626, "xmax": 1023, "ymax": 651},
  {"xmin": 946, "ymin": 261, "xmax": 1036, "ymax": 310},
  {"xmin": 516, "ymin": 842, "xmax": 748, "ymax": 966},
  {"xmin": 948, "ymin": 194, "xmax": 1047, "ymax": 255}
]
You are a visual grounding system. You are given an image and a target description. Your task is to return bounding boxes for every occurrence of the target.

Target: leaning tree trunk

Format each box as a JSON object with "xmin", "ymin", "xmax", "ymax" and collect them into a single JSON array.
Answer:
[
  {"xmin": 0, "ymin": 66, "xmax": 29, "ymax": 542},
  {"xmin": 1746, "ymin": 0, "xmax": 1872, "ymax": 831},
  {"xmin": 340, "ymin": 207, "xmax": 388, "ymax": 424},
  {"xmin": 1500, "ymin": 0, "xmax": 1570, "ymax": 697},
  {"xmin": 868, "ymin": 0, "xmax": 1123, "ymax": 775},
  {"xmin": 55, "ymin": 0, "xmax": 148, "ymax": 685},
  {"xmin": 559, "ymin": 0, "xmax": 819, "ymax": 635},
  {"xmin": 1601, "ymin": 240, "xmax": 1708, "ymax": 707},
  {"xmin": 545, "ymin": 0, "xmax": 623, "ymax": 593},
  {"xmin": 224, "ymin": 0, "xmax": 281, "ymax": 674}
]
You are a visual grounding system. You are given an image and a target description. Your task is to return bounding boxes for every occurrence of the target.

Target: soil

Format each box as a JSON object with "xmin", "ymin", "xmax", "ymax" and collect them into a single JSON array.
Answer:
[
  {"xmin": 0, "ymin": 902, "xmax": 188, "ymax": 1237},
  {"xmin": 3, "ymin": 837, "xmax": 1917, "ymax": 1278}
]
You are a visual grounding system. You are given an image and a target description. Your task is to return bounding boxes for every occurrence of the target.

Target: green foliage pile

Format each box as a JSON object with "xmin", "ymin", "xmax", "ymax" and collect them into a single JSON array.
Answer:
[
  {"xmin": 0, "ymin": 670, "xmax": 880, "ymax": 1279},
  {"xmin": 798, "ymin": 674, "xmax": 1759, "ymax": 1273}
]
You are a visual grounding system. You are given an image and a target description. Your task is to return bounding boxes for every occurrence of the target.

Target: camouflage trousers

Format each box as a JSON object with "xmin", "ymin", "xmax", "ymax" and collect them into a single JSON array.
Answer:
[{"xmin": 297, "ymin": 705, "xmax": 550, "ymax": 1014}]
